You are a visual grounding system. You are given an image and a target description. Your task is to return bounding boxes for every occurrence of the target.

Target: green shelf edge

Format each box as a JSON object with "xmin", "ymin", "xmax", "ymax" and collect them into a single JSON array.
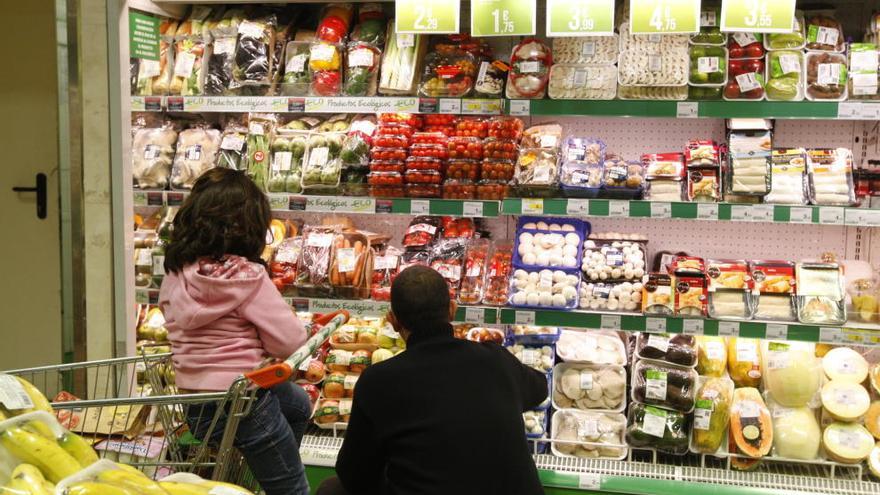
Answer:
[{"xmin": 523, "ymin": 100, "xmax": 842, "ymax": 119}]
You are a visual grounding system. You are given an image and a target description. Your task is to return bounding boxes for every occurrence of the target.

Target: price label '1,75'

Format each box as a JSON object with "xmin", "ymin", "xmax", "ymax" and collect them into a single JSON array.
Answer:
[
  {"xmin": 547, "ymin": 0, "xmax": 616, "ymax": 36},
  {"xmin": 471, "ymin": 0, "xmax": 537, "ymax": 37},
  {"xmin": 396, "ymin": 0, "xmax": 460, "ymax": 34},
  {"xmin": 630, "ymin": 0, "xmax": 700, "ymax": 34}
]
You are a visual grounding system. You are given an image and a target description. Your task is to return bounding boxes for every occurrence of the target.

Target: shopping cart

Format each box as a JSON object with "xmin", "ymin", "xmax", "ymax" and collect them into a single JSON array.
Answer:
[{"xmin": 2, "ymin": 309, "xmax": 350, "ymax": 490}]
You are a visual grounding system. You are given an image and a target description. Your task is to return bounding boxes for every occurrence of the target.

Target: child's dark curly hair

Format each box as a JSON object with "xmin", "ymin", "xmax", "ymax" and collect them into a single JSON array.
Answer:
[{"xmin": 164, "ymin": 168, "xmax": 271, "ymax": 273}]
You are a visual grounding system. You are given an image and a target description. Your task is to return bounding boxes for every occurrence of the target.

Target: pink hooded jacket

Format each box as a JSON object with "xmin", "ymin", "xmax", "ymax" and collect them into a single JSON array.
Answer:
[{"xmin": 159, "ymin": 256, "xmax": 307, "ymax": 391}]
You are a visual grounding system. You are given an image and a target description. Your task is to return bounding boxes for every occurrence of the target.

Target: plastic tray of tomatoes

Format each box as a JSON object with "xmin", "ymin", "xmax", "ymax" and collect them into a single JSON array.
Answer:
[
  {"xmin": 405, "ymin": 156, "xmax": 444, "ymax": 172},
  {"xmin": 724, "ymin": 58, "xmax": 766, "ymax": 100},
  {"xmin": 482, "ymin": 243, "xmax": 514, "ymax": 305},
  {"xmin": 443, "ymin": 179, "xmax": 477, "ymax": 199},
  {"xmin": 727, "ymin": 33, "xmax": 766, "ymax": 60},
  {"xmin": 369, "ymin": 185, "xmax": 404, "ymax": 197},
  {"xmin": 378, "ymin": 113, "xmax": 423, "ymax": 129},
  {"xmin": 369, "ymin": 160, "xmax": 405, "ymax": 173},
  {"xmin": 405, "ymin": 169, "xmax": 443, "ymax": 185},
  {"xmin": 442, "ymin": 218, "xmax": 476, "ymax": 238},
  {"xmin": 488, "ymin": 117, "xmax": 525, "ymax": 140},
  {"xmin": 409, "ymin": 143, "xmax": 448, "ymax": 159},
  {"xmin": 370, "ymin": 147, "xmax": 407, "ymax": 161},
  {"xmin": 424, "ymin": 114, "xmax": 456, "ymax": 127},
  {"xmin": 447, "ymin": 159, "xmax": 480, "ymax": 180},
  {"xmin": 476, "ymin": 180, "xmax": 509, "ymax": 199},
  {"xmin": 484, "ymin": 138, "xmax": 518, "ymax": 161},
  {"xmin": 376, "ymin": 123, "xmax": 415, "ymax": 138},
  {"xmin": 372, "ymin": 134, "xmax": 410, "ymax": 148},
  {"xmin": 412, "ymin": 132, "xmax": 448, "ymax": 145},
  {"xmin": 481, "ymin": 158, "xmax": 515, "ymax": 181},
  {"xmin": 367, "ymin": 171, "xmax": 403, "ymax": 185},
  {"xmin": 425, "ymin": 124, "xmax": 455, "ymax": 136},
  {"xmin": 406, "ymin": 183, "xmax": 442, "ymax": 198},
  {"xmin": 454, "ymin": 119, "xmax": 488, "ymax": 138},
  {"xmin": 447, "ymin": 136, "xmax": 484, "ymax": 159}
]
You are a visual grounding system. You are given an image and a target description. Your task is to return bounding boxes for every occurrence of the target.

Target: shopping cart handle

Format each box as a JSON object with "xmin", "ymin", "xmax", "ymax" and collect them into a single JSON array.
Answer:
[
  {"xmin": 245, "ymin": 362, "xmax": 294, "ymax": 388},
  {"xmin": 312, "ymin": 309, "xmax": 350, "ymax": 327}
]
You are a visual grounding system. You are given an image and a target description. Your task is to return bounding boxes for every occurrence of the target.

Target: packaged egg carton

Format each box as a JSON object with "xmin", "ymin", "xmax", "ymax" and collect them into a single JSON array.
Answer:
[
  {"xmin": 509, "ymin": 268, "xmax": 581, "ymax": 310},
  {"xmin": 578, "ymin": 281, "xmax": 643, "ymax": 312},
  {"xmin": 513, "ymin": 216, "xmax": 590, "ymax": 270}
]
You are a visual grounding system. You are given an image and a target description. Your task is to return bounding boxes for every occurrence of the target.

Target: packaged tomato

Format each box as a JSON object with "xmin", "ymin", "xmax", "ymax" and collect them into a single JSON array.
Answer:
[
  {"xmin": 727, "ymin": 33, "xmax": 765, "ymax": 60},
  {"xmin": 424, "ymin": 124, "xmax": 456, "ymax": 136},
  {"xmin": 442, "ymin": 218, "xmax": 476, "ymax": 238},
  {"xmin": 481, "ymin": 159, "xmax": 515, "ymax": 181},
  {"xmin": 405, "ymin": 183, "xmax": 442, "ymax": 198},
  {"xmin": 409, "ymin": 143, "xmax": 448, "ymax": 159},
  {"xmin": 371, "ymin": 246, "xmax": 402, "ymax": 301},
  {"xmin": 423, "ymin": 114, "xmax": 456, "ymax": 127},
  {"xmin": 447, "ymin": 136, "xmax": 484, "ymax": 159},
  {"xmin": 476, "ymin": 180, "xmax": 509, "ymax": 199},
  {"xmin": 724, "ymin": 58, "xmax": 766, "ymax": 100},
  {"xmin": 403, "ymin": 216, "xmax": 442, "ymax": 249},
  {"xmin": 412, "ymin": 132, "xmax": 448, "ymax": 145},
  {"xmin": 372, "ymin": 134, "xmax": 410, "ymax": 148},
  {"xmin": 405, "ymin": 169, "xmax": 443, "ymax": 184},
  {"xmin": 442, "ymin": 179, "xmax": 477, "ymax": 199},
  {"xmin": 458, "ymin": 238, "xmax": 491, "ymax": 304},
  {"xmin": 370, "ymin": 147, "xmax": 407, "ymax": 161},
  {"xmin": 484, "ymin": 138, "xmax": 519, "ymax": 161},
  {"xmin": 367, "ymin": 171, "xmax": 403, "ymax": 185},
  {"xmin": 430, "ymin": 239, "xmax": 468, "ymax": 298},
  {"xmin": 270, "ymin": 237, "xmax": 302, "ymax": 295},
  {"xmin": 376, "ymin": 122, "xmax": 415, "ymax": 138},
  {"xmin": 369, "ymin": 160, "xmax": 405, "ymax": 173},
  {"xmin": 369, "ymin": 185, "xmax": 404, "ymax": 197},
  {"xmin": 482, "ymin": 242, "xmax": 514, "ymax": 305},
  {"xmin": 454, "ymin": 118, "xmax": 488, "ymax": 138},
  {"xmin": 378, "ymin": 113, "xmax": 423, "ymax": 129},
  {"xmin": 447, "ymin": 159, "xmax": 480, "ymax": 180},
  {"xmin": 488, "ymin": 117, "xmax": 525, "ymax": 141},
  {"xmin": 405, "ymin": 156, "xmax": 444, "ymax": 172}
]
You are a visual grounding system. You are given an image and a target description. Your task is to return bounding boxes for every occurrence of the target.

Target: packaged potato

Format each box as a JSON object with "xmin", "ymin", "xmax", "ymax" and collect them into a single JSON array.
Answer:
[
  {"xmin": 727, "ymin": 337, "xmax": 762, "ymax": 388},
  {"xmin": 696, "ymin": 336, "xmax": 727, "ymax": 377}
]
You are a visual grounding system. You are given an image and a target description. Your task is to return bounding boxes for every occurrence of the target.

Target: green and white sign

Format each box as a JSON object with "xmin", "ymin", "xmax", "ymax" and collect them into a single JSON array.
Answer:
[
  {"xmin": 630, "ymin": 0, "xmax": 700, "ymax": 34},
  {"xmin": 395, "ymin": 0, "xmax": 460, "ymax": 34},
  {"xmin": 721, "ymin": 0, "xmax": 797, "ymax": 33},
  {"xmin": 471, "ymin": 0, "xmax": 536, "ymax": 37},
  {"xmin": 547, "ymin": 0, "xmax": 616, "ymax": 36},
  {"xmin": 129, "ymin": 11, "xmax": 160, "ymax": 60}
]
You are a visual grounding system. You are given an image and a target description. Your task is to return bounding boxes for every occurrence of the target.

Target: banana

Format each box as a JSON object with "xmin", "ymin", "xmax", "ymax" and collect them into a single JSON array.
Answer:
[
  {"xmin": 13, "ymin": 378, "xmax": 52, "ymax": 414},
  {"xmin": 0, "ymin": 427, "xmax": 81, "ymax": 483},
  {"xmin": 2, "ymin": 475, "xmax": 33, "ymax": 495},
  {"xmin": 11, "ymin": 464, "xmax": 52, "ymax": 495},
  {"xmin": 21, "ymin": 421, "xmax": 57, "ymax": 441},
  {"xmin": 110, "ymin": 464, "xmax": 142, "ymax": 477},
  {"xmin": 199, "ymin": 481, "xmax": 255, "ymax": 495},
  {"xmin": 66, "ymin": 482, "xmax": 140, "ymax": 495},
  {"xmin": 158, "ymin": 482, "xmax": 211, "ymax": 495},
  {"xmin": 96, "ymin": 468, "xmax": 167, "ymax": 495},
  {"xmin": 58, "ymin": 432, "xmax": 99, "ymax": 467},
  {"xmin": 0, "ymin": 407, "xmax": 8, "ymax": 421}
]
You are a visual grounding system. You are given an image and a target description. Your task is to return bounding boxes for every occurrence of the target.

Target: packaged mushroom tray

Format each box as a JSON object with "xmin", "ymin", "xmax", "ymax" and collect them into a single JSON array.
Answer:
[
  {"xmin": 551, "ymin": 409, "xmax": 627, "ymax": 459},
  {"xmin": 513, "ymin": 217, "xmax": 587, "ymax": 269},
  {"xmin": 552, "ymin": 35, "xmax": 619, "ymax": 65},
  {"xmin": 556, "ymin": 329, "xmax": 627, "ymax": 366},
  {"xmin": 508, "ymin": 325, "xmax": 561, "ymax": 345},
  {"xmin": 548, "ymin": 64, "xmax": 617, "ymax": 100},
  {"xmin": 553, "ymin": 363, "xmax": 627, "ymax": 413},
  {"xmin": 618, "ymin": 49, "xmax": 689, "ymax": 86},
  {"xmin": 507, "ymin": 343, "xmax": 555, "ymax": 374}
]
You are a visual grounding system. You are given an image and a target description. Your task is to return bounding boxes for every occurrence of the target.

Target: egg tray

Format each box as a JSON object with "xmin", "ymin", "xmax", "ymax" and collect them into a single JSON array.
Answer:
[
  {"xmin": 513, "ymin": 216, "xmax": 591, "ymax": 271},
  {"xmin": 507, "ymin": 267, "xmax": 582, "ymax": 310}
]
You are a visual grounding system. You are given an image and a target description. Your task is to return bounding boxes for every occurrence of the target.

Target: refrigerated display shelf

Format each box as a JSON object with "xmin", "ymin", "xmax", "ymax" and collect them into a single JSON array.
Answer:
[{"xmin": 130, "ymin": 96, "xmax": 504, "ymax": 115}]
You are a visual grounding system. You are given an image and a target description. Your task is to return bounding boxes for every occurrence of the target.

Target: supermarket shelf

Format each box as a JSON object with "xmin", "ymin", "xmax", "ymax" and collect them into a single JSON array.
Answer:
[
  {"xmin": 134, "ymin": 190, "xmax": 500, "ymax": 217},
  {"xmin": 130, "ymin": 96, "xmax": 503, "ymax": 115},
  {"xmin": 502, "ymin": 198, "xmax": 880, "ymax": 226},
  {"xmin": 498, "ymin": 308, "xmax": 880, "ymax": 346}
]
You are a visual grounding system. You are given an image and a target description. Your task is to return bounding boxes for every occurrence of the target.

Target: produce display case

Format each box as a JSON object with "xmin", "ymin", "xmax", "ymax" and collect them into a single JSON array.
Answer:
[{"xmin": 111, "ymin": 1, "xmax": 880, "ymax": 495}]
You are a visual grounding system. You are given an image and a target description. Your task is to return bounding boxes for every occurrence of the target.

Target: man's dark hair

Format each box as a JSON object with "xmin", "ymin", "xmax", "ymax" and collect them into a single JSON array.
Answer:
[
  {"xmin": 391, "ymin": 265, "xmax": 451, "ymax": 332},
  {"xmin": 164, "ymin": 168, "xmax": 271, "ymax": 273}
]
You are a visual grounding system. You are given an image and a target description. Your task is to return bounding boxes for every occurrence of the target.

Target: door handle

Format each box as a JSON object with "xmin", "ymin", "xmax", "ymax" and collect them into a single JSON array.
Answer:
[{"xmin": 12, "ymin": 173, "xmax": 47, "ymax": 219}]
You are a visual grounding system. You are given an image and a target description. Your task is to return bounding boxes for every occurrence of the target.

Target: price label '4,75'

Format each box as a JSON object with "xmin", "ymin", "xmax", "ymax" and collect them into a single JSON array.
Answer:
[{"xmin": 630, "ymin": 0, "xmax": 700, "ymax": 34}]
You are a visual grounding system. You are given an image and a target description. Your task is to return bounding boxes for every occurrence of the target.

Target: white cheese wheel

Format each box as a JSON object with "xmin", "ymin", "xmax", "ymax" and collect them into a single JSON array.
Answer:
[
  {"xmin": 821, "ymin": 381, "xmax": 871, "ymax": 422},
  {"xmin": 823, "ymin": 422, "xmax": 875, "ymax": 463},
  {"xmin": 822, "ymin": 347, "xmax": 869, "ymax": 384}
]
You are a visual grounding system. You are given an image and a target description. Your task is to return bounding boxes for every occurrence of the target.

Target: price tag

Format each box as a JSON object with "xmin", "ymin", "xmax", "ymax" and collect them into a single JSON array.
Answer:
[
  {"xmin": 546, "ymin": 0, "xmax": 616, "ymax": 36},
  {"xmin": 861, "ymin": 104, "xmax": 880, "ymax": 120},
  {"xmin": 600, "ymin": 314, "xmax": 621, "ymax": 330},
  {"xmin": 720, "ymin": 0, "xmax": 797, "ymax": 33},
  {"xmin": 509, "ymin": 99, "xmax": 531, "ymax": 116},
  {"xmin": 837, "ymin": 102, "xmax": 862, "ymax": 119},
  {"xmin": 697, "ymin": 203, "xmax": 718, "ymax": 220},
  {"xmin": 410, "ymin": 200, "xmax": 430, "ymax": 215},
  {"xmin": 819, "ymin": 207, "xmax": 845, "ymax": 225},
  {"xmin": 608, "ymin": 200, "xmax": 630, "ymax": 217},
  {"xmin": 438, "ymin": 98, "xmax": 462, "ymax": 114},
  {"xmin": 717, "ymin": 321, "xmax": 740, "ymax": 337},
  {"xmin": 645, "ymin": 317, "xmax": 667, "ymax": 333},
  {"xmin": 730, "ymin": 205, "xmax": 750, "ymax": 222},
  {"xmin": 676, "ymin": 101, "xmax": 699, "ymax": 118},
  {"xmin": 860, "ymin": 209, "xmax": 880, "ymax": 227},
  {"xmin": 819, "ymin": 327, "xmax": 842, "ymax": 343},
  {"xmin": 630, "ymin": 0, "xmax": 700, "ymax": 34},
  {"xmin": 750, "ymin": 204, "xmax": 775, "ymax": 222},
  {"xmin": 578, "ymin": 474, "xmax": 601, "ymax": 490},
  {"xmin": 471, "ymin": 0, "xmax": 537, "ymax": 36},
  {"xmin": 765, "ymin": 324, "xmax": 788, "ymax": 340},
  {"xmin": 464, "ymin": 307, "xmax": 484, "ymax": 324},
  {"xmin": 515, "ymin": 311, "xmax": 536, "ymax": 325},
  {"xmin": 788, "ymin": 207, "xmax": 813, "ymax": 224},
  {"xmin": 649, "ymin": 202, "xmax": 671, "ymax": 218},
  {"xmin": 395, "ymin": 0, "xmax": 460, "ymax": 34},
  {"xmin": 462, "ymin": 201, "xmax": 484, "ymax": 217},
  {"xmin": 521, "ymin": 198, "xmax": 544, "ymax": 214},
  {"xmin": 566, "ymin": 199, "xmax": 589, "ymax": 215},
  {"xmin": 682, "ymin": 319, "xmax": 704, "ymax": 335}
]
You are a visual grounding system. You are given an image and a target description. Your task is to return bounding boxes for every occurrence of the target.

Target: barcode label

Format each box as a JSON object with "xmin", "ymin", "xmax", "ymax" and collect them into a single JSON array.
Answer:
[{"xmin": 0, "ymin": 374, "xmax": 34, "ymax": 410}]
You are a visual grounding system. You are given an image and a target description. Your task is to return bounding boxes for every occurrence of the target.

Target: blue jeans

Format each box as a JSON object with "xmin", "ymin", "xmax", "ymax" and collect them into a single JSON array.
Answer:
[{"xmin": 185, "ymin": 382, "xmax": 311, "ymax": 495}]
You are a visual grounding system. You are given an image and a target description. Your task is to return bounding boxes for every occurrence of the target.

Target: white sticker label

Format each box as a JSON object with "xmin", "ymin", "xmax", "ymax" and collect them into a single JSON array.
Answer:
[
  {"xmin": 348, "ymin": 48, "xmax": 374, "ymax": 67},
  {"xmin": 238, "ymin": 21, "xmax": 264, "ymax": 38},
  {"xmin": 343, "ymin": 374, "xmax": 358, "ymax": 390},
  {"xmin": 735, "ymin": 341, "xmax": 758, "ymax": 363},
  {"xmin": 336, "ymin": 248, "xmax": 357, "ymax": 273},
  {"xmin": 732, "ymin": 32, "xmax": 758, "ymax": 48},
  {"xmin": 331, "ymin": 351, "xmax": 351, "ymax": 366},
  {"xmin": 815, "ymin": 26, "xmax": 839, "ymax": 47},
  {"xmin": 818, "ymin": 64, "xmax": 842, "ymax": 86},
  {"xmin": 374, "ymin": 255, "xmax": 398, "ymax": 271},
  {"xmin": 0, "ymin": 375, "xmax": 34, "ymax": 410},
  {"xmin": 648, "ymin": 56, "xmax": 662, "ymax": 72},
  {"xmin": 641, "ymin": 408, "xmax": 667, "ymax": 437},
  {"xmin": 287, "ymin": 54, "xmax": 307, "ymax": 74},
  {"xmin": 646, "ymin": 334, "xmax": 670, "ymax": 353},
  {"xmin": 705, "ymin": 341, "xmax": 724, "ymax": 360},
  {"xmin": 573, "ymin": 69, "xmax": 588, "ymax": 86},
  {"xmin": 682, "ymin": 319, "xmax": 704, "ymax": 335},
  {"xmin": 274, "ymin": 151, "xmax": 292, "ymax": 171},
  {"xmin": 577, "ymin": 418, "xmax": 599, "ymax": 438},
  {"xmin": 850, "ymin": 51, "xmax": 879, "ymax": 72},
  {"xmin": 310, "ymin": 43, "xmax": 336, "ymax": 62},
  {"xmin": 694, "ymin": 407, "xmax": 712, "ymax": 430},
  {"xmin": 396, "ymin": 34, "xmax": 415, "ymax": 49},
  {"xmin": 138, "ymin": 59, "xmax": 161, "ymax": 79},
  {"xmin": 579, "ymin": 371, "xmax": 594, "ymax": 390},
  {"xmin": 213, "ymin": 38, "xmax": 236, "ymax": 55},
  {"xmin": 143, "ymin": 144, "xmax": 161, "ymax": 160},
  {"xmin": 735, "ymin": 72, "xmax": 762, "ymax": 92},
  {"xmin": 738, "ymin": 402, "xmax": 760, "ymax": 419},
  {"xmin": 221, "ymin": 134, "xmax": 245, "ymax": 151},
  {"xmin": 701, "ymin": 10, "xmax": 717, "ymax": 27},
  {"xmin": 779, "ymin": 54, "xmax": 800, "ymax": 75},
  {"xmin": 338, "ymin": 399, "xmax": 353, "ymax": 416},
  {"xmin": 308, "ymin": 147, "xmax": 330, "ymax": 167},
  {"xmin": 307, "ymin": 233, "xmax": 333, "ymax": 248},
  {"xmin": 698, "ymin": 57, "xmax": 720, "ymax": 74},
  {"xmin": 173, "ymin": 52, "xmax": 196, "ymax": 79},
  {"xmin": 521, "ymin": 349, "xmax": 541, "ymax": 366},
  {"xmin": 645, "ymin": 373, "xmax": 668, "ymax": 401},
  {"xmin": 767, "ymin": 350, "xmax": 789, "ymax": 370},
  {"xmin": 581, "ymin": 41, "xmax": 596, "ymax": 56},
  {"xmin": 519, "ymin": 61, "xmax": 540, "ymax": 74},
  {"xmin": 152, "ymin": 255, "xmax": 165, "ymax": 276}
]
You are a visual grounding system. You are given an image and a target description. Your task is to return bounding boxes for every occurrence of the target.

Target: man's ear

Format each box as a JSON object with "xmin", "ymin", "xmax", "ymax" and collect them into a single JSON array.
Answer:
[
  {"xmin": 387, "ymin": 310, "xmax": 400, "ymax": 332},
  {"xmin": 448, "ymin": 299, "xmax": 458, "ymax": 321}
]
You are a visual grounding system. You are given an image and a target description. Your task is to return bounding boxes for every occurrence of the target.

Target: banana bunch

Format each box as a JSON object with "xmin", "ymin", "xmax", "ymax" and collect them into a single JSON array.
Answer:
[
  {"xmin": 0, "ymin": 376, "xmax": 53, "ymax": 419},
  {"xmin": 62, "ymin": 464, "xmax": 256, "ymax": 495},
  {"xmin": 0, "ymin": 415, "xmax": 99, "ymax": 484},
  {"xmin": 0, "ymin": 464, "xmax": 56, "ymax": 495},
  {"xmin": 160, "ymin": 480, "xmax": 255, "ymax": 495}
]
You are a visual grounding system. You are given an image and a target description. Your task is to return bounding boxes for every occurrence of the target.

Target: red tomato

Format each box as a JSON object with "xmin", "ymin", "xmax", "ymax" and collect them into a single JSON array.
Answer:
[
  {"xmin": 728, "ymin": 46, "xmax": 745, "ymax": 59},
  {"xmin": 745, "ymin": 45, "xmax": 764, "ymax": 58}
]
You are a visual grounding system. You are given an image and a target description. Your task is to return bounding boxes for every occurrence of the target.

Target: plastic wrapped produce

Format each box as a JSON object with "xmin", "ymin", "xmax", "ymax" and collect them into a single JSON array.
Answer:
[
  {"xmin": 170, "ymin": 7, "xmax": 211, "ymax": 96},
  {"xmin": 762, "ymin": 340, "xmax": 821, "ymax": 407},
  {"xmin": 560, "ymin": 137, "xmax": 605, "ymax": 191},
  {"xmin": 626, "ymin": 403, "xmax": 690, "ymax": 455},
  {"xmin": 765, "ymin": 16, "xmax": 806, "ymax": 50},
  {"xmin": 309, "ymin": 41, "xmax": 343, "ymax": 96},
  {"xmin": 553, "ymin": 35, "xmax": 618, "ymax": 65},
  {"xmin": 267, "ymin": 130, "xmax": 307, "ymax": 193},
  {"xmin": 578, "ymin": 281, "xmax": 643, "ymax": 312},
  {"xmin": 724, "ymin": 57, "xmax": 766, "ymax": 100},
  {"xmin": 766, "ymin": 50, "xmax": 804, "ymax": 101},
  {"xmin": 481, "ymin": 242, "xmax": 513, "ymax": 306},
  {"xmin": 821, "ymin": 380, "xmax": 871, "ymax": 422},
  {"xmin": 488, "ymin": 116, "xmax": 525, "ymax": 141},
  {"xmin": 231, "ymin": 16, "xmax": 275, "ymax": 90},
  {"xmin": 824, "ymin": 422, "xmax": 875, "ymax": 464},
  {"xmin": 521, "ymin": 124, "xmax": 563, "ymax": 150},
  {"xmin": 805, "ymin": 52, "xmax": 847, "ymax": 101},
  {"xmin": 553, "ymin": 364, "xmax": 626, "ymax": 412},
  {"xmin": 302, "ymin": 132, "xmax": 344, "ymax": 192},
  {"xmin": 581, "ymin": 239, "xmax": 646, "ymax": 283},
  {"xmin": 632, "ymin": 360, "xmax": 697, "ymax": 412},
  {"xmin": 507, "ymin": 344, "xmax": 555, "ymax": 373},
  {"xmin": 457, "ymin": 239, "xmax": 491, "ymax": 304},
  {"xmin": 691, "ymin": 376, "xmax": 733, "ymax": 454},
  {"xmin": 217, "ymin": 123, "xmax": 248, "ymax": 170},
  {"xmin": 506, "ymin": 39, "xmax": 552, "ymax": 99},
  {"xmin": 618, "ymin": 84, "xmax": 687, "ymax": 100},
  {"xmin": 695, "ymin": 335, "xmax": 727, "ymax": 377},
  {"xmin": 170, "ymin": 127, "xmax": 222, "ymax": 189},
  {"xmin": 618, "ymin": 49, "xmax": 688, "ymax": 86},
  {"xmin": 245, "ymin": 115, "xmax": 275, "ymax": 191},
  {"xmin": 474, "ymin": 60, "xmax": 507, "ymax": 97},
  {"xmin": 513, "ymin": 148, "xmax": 560, "ymax": 197},
  {"xmin": 556, "ymin": 330, "xmax": 626, "ymax": 365},
  {"xmin": 379, "ymin": 22, "xmax": 425, "ymax": 95},
  {"xmin": 765, "ymin": 148, "xmax": 807, "ymax": 204},
  {"xmin": 602, "ymin": 155, "xmax": 644, "ymax": 198},
  {"xmin": 796, "ymin": 262, "xmax": 846, "ymax": 325},
  {"xmin": 418, "ymin": 50, "xmax": 477, "ymax": 97},
  {"xmin": 750, "ymin": 260, "xmax": 796, "ymax": 321},
  {"xmin": 636, "ymin": 333, "xmax": 697, "ymax": 367},
  {"xmin": 727, "ymin": 32, "xmax": 765, "ymax": 59},
  {"xmin": 204, "ymin": 10, "xmax": 243, "ymax": 95},
  {"xmin": 767, "ymin": 399, "xmax": 820, "ymax": 460},
  {"xmin": 727, "ymin": 130, "xmax": 771, "ymax": 196},
  {"xmin": 729, "ymin": 387, "xmax": 773, "ymax": 458},
  {"xmin": 297, "ymin": 225, "xmax": 338, "ymax": 296},
  {"xmin": 132, "ymin": 123, "xmax": 178, "ymax": 189},
  {"xmin": 806, "ymin": 148, "xmax": 855, "ymax": 206},
  {"xmin": 688, "ymin": 45, "xmax": 727, "ymax": 86},
  {"xmin": 134, "ymin": 19, "xmax": 177, "ymax": 96},
  {"xmin": 849, "ymin": 43, "xmax": 880, "ymax": 100},
  {"xmin": 508, "ymin": 268, "xmax": 580, "ymax": 309},
  {"xmin": 727, "ymin": 337, "xmax": 762, "ymax": 388},
  {"xmin": 279, "ymin": 41, "xmax": 311, "ymax": 96},
  {"xmin": 805, "ymin": 15, "xmax": 844, "ymax": 52},
  {"xmin": 549, "ymin": 65, "xmax": 617, "ymax": 100},
  {"xmin": 552, "ymin": 410, "xmax": 627, "ymax": 459}
]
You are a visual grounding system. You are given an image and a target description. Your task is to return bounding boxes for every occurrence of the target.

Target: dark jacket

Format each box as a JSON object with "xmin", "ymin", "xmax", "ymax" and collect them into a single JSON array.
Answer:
[{"xmin": 335, "ymin": 325, "xmax": 548, "ymax": 495}]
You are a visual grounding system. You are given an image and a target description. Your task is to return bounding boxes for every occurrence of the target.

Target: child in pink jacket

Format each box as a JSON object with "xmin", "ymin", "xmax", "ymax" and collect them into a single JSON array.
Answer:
[{"xmin": 159, "ymin": 168, "xmax": 310, "ymax": 495}]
